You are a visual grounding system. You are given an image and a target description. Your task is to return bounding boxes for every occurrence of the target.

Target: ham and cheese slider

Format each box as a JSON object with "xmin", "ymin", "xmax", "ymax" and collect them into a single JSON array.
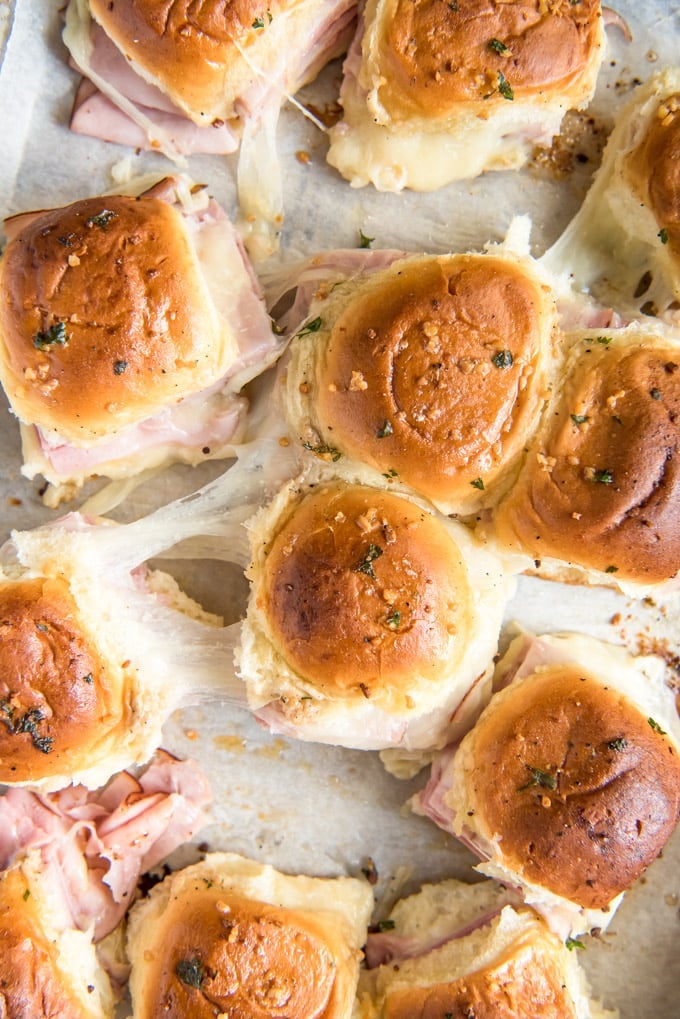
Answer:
[
  {"xmin": 357, "ymin": 878, "xmax": 616, "ymax": 1019},
  {"xmin": 415, "ymin": 631, "xmax": 680, "ymax": 937},
  {"xmin": 486, "ymin": 323, "xmax": 680, "ymax": 595},
  {"xmin": 0, "ymin": 752, "xmax": 211, "ymax": 1019},
  {"xmin": 543, "ymin": 67, "xmax": 680, "ymax": 317},
  {"xmin": 0, "ymin": 177, "xmax": 278, "ymax": 496},
  {"xmin": 240, "ymin": 473, "xmax": 514, "ymax": 754},
  {"xmin": 328, "ymin": 0, "xmax": 605, "ymax": 191},
  {"xmin": 282, "ymin": 245, "xmax": 559, "ymax": 516},
  {"xmin": 126, "ymin": 851, "xmax": 373, "ymax": 1019}
]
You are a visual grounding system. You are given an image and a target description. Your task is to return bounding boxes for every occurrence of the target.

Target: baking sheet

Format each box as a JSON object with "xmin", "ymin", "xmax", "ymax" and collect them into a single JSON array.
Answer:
[{"xmin": 1, "ymin": 3, "xmax": 679, "ymax": 1016}]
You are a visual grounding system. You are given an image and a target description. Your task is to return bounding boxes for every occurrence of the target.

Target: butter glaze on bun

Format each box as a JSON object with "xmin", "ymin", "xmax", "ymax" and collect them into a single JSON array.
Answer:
[
  {"xmin": 373, "ymin": 0, "xmax": 603, "ymax": 120},
  {"xmin": 0, "ymin": 194, "xmax": 230, "ymax": 445},
  {"xmin": 286, "ymin": 251, "xmax": 557, "ymax": 514},
  {"xmin": 126, "ymin": 852, "xmax": 373, "ymax": 1019},
  {"xmin": 0, "ymin": 859, "xmax": 115, "ymax": 1019},
  {"xmin": 87, "ymin": 0, "xmax": 354, "ymax": 126},
  {"xmin": 442, "ymin": 633, "xmax": 680, "ymax": 927},
  {"xmin": 0, "ymin": 575, "xmax": 128, "ymax": 786},
  {"xmin": 357, "ymin": 879, "xmax": 611, "ymax": 1019},
  {"xmin": 491, "ymin": 326, "xmax": 680, "ymax": 590},
  {"xmin": 328, "ymin": 0, "xmax": 604, "ymax": 189}
]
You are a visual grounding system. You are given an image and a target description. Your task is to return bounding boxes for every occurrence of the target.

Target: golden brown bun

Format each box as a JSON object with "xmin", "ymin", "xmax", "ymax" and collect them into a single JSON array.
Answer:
[
  {"xmin": 382, "ymin": 922, "xmax": 577, "ymax": 1019},
  {"xmin": 457, "ymin": 664, "xmax": 680, "ymax": 910},
  {"xmin": 0, "ymin": 864, "xmax": 114, "ymax": 1019},
  {"xmin": 257, "ymin": 482, "xmax": 470, "ymax": 705},
  {"xmin": 89, "ymin": 0, "xmax": 352, "ymax": 125},
  {"xmin": 293, "ymin": 253, "xmax": 556, "ymax": 514},
  {"xmin": 493, "ymin": 331, "xmax": 680, "ymax": 584},
  {"xmin": 0, "ymin": 194, "xmax": 225, "ymax": 443},
  {"xmin": 128, "ymin": 853, "xmax": 372, "ymax": 1019},
  {"xmin": 625, "ymin": 92, "xmax": 680, "ymax": 266},
  {"xmin": 372, "ymin": 0, "xmax": 603, "ymax": 121},
  {"xmin": 0, "ymin": 576, "xmax": 127, "ymax": 785}
]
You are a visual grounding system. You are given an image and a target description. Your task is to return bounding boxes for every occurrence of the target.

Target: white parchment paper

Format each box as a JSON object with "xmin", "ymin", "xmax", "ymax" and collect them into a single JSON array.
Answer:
[{"xmin": 0, "ymin": 3, "xmax": 679, "ymax": 1016}]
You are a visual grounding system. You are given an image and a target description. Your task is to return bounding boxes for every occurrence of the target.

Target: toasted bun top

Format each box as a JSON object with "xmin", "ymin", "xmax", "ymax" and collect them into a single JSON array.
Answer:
[
  {"xmin": 456, "ymin": 664, "xmax": 680, "ymax": 909},
  {"xmin": 381, "ymin": 921, "xmax": 578, "ymax": 1019},
  {"xmin": 368, "ymin": 0, "xmax": 603, "ymax": 121},
  {"xmin": 0, "ymin": 194, "xmax": 228, "ymax": 444},
  {"xmin": 128, "ymin": 853, "xmax": 371, "ymax": 1019},
  {"xmin": 290, "ymin": 253, "xmax": 556, "ymax": 514},
  {"xmin": 0, "ymin": 864, "xmax": 112, "ymax": 1019},
  {"xmin": 493, "ymin": 331, "xmax": 680, "ymax": 584},
  {"xmin": 625, "ymin": 92, "xmax": 680, "ymax": 264},
  {"xmin": 0, "ymin": 576, "xmax": 128, "ymax": 786},
  {"xmin": 255, "ymin": 482, "xmax": 471, "ymax": 706}
]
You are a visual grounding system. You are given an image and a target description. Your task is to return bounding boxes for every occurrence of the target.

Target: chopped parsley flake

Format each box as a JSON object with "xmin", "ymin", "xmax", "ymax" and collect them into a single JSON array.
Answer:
[
  {"xmin": 359, "ymin": 229, "xmax": 374, "ymax": 249},
  {"xmin": 659, "ymin": 228, "xmax": 669, "ymax": 244},
  {"xmin": 566, "ymin": 937, "xmax": 585, "ymax": 951},
  {"xmin": 376, "ymin": 919, "xmax": 396, "ymax": 931},
  {"xmin": 488, "ymin": 38, "xmax": 510, "ymax": 55},
  {"xmin": 22, "ymin": 888, "xmax": 30, "ymax": 901},
  {"xmin": 175, "ymin": 957, "xmax": 205, "ymax": 990},
  {"xmin": 604, "ymin": 565, "xmax": 619, "ymax": 573},
  {"xmin": 607, "ymin": 737, "xmax": 627, "ymax": 751},
  {"xmin": 497, "ymin": 71, "xmax": 514, "ymax": 100},
  {"xmin": 85, "ymin": 209, "xmax": 117, "ymax": 229},
  {"xmin": 354, "ymin": 544, "xmax": 383, "ymax": 579},
  {"xmin": 650, "ymin": 388, "xmax": 662, "ymax": 400},
  {"xmin": 595, "ymin": 335, "xmax": 612, "ymax": 345},
  {"xmin": 0, "ymin": 701, "xmax": 53, "ymax": 754},
  {"xmin": 592, "ymin": 469, "xmax": 614, "ymax": 485},
  {"xmin": 297, "ymin": 316, "xmax": 323, "ymax": 337},
  {"xmin": 302, "ymin": 442, "xmax": 342, "ymax": 462},
  {"xmin": 518, "ymin": 765, "xmax": 557, "ymax": 792},
  {"xmin": 382, "ymin": 468, "xmax": 399, "ymax": 478},
  {"xmin": 376, "ymin": 420, "xmax": 394, "ymax": 438},
  {"xmin": 571, "ymin": 414, "xmax": 589, "ymax": 425},
  {"xmin": 113, "ymin": 360, "xmax": 128, "ymax": 375},
  {"xmin": 386, "ymin": 610, "xmax": 401, "ymax": 630},
  {"xmin": 83, "ymin": 673, "xmax": 94, "ymax": 684},
  {"xmin": 492, "ymin": 349, "xmax": 513, "ymax": 369},
  {"xmin": 648, "ymin": 717, "xmax": 667, "ymax": 735},
  {"xmin": 470, "ymin": 477, "xmax": 485, "ymax": 490},
  {"xmin": 33, "ymin": 321, "xmax": 69, "ymax": 350}
]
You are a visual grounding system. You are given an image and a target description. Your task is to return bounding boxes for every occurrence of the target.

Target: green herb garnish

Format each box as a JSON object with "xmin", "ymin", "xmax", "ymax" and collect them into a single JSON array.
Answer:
[
  {"xmin": 488, "ymin": 38, "xmax": 510, "ymax": 55},
  {"xmin": 604, "ymin": 565, "xmax": 619, "ymax": 573},
  {"xmin": 354, "ymin": 544, "xmax": 383, "ymax": 579},
  {"xmin": 22, "ymin": 888, "xmax": 31, "ymax": 901},
  {"xmin": 566, "ymin": 937, "xmax": 585, "ymax": 951},
  {"xmin": 492, "ymin": 349, "xmax": 513, "ymax": 369},
  {"xmin": 470, "ymin": 477, "xmax": 485, "ymax": 490},
  {"xmin": 302, "ymin": 442, "xmax": 342, "ymax": 462},
  {"xmin": 659, "ymin": 228, "xmax": 669, "ymax": 244},
  {"xmin": 83, "ymin": 673, "xmax": 94, "ymax": 685},
  {"xmin": 386, "ymin": 610, "xmax": 401, "ymax": 630},
  {"xmin": 376, "ymin": 420, "xmax": 394, "ymax": 438},
  {"xmin": 607, "ymin": 737, "xmax": 627, "ymax": 751},
  {"xmin": 113, "ymin": 360, "xmax": 128, "ymax": 375},
  {"xmin": 518, "ymin": 765, "xmax": 557, "ymax": 792},
  {"xmin": 382, "ymin": 468, "xmax": 399, "ymax": 478},
  {"xmin": 650, "ymin": 388, "xmax": 662, "ymax": 400},
  {"xmin": 33, "ymin": 321, "xmax": 69, "ymax": 350},
  {"xmin": 497, "ymin": 71, "xmax": 514, "ymax": 100},
  {"xmin": 252, "ymin": 16, "xmax": 265, "ymax": 28},
  {"xmin": 359, "ymin": 229, "xmax": 374, "ymax": 249},
  {"xmin": 648, "ymin": 717, "xmax": 667, "ymax": 735},
  {"xmin": 297, "ymin": 316, "xmax": 323, "ymax": 337},
  {"xmin": 85, "ymin": 209, "xmax": 117, "ymax": 229},
  {"xmin": 592, "ymin": 469, "xmax": 613, "ymax": 485},
  {"xmin": 571, "ymin": 414, "xmax": 589, "ymax": 425},
  {"xmin": 376, "ymin": 919, "xmax": 396, "ymax": 931},
  {"xmin": 175, "ymin": 958, "xmax": 205, "ymax": 990},
  {"xmin": 0, "ymin": 701, "xmax": 53, "ymax": 754}
]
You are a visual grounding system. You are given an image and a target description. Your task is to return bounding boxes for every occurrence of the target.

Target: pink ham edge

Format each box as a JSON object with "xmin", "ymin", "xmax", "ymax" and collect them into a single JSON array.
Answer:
[{"xmin": 0, "ymin": 749, "xmax": 212, "ymax": 940}]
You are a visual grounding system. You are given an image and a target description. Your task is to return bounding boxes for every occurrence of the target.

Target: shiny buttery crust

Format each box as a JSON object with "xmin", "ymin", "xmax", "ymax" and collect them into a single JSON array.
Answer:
[
  {"xmin": 0, "ymin": 194, "xmax": 228, "ymax": 443},
  {"xmin": 0, "ymin": 576, "xmax": 128, "ymax": 785},
  {"xmin": 287, "ymin": 253, "xmax": 557, "ymax": 514},
  {"xmin": 254, "ymin": 482, "xmax": 471, "ymax": 707},
  {"xmin": 0, "ymin": 863, "xmax": 114, "ymax": 1019},
  {"xmin": 492, "ymin": 329, "xmax": 680, "ymax": 584},
  {"xmin": 624, "ymin": 90, "xmax": 680, "ymax": 269},
  {"xmin": 89, "ymin": 0, "xmax": 354, "ymax": 125},
  {"xmin": 366, "ymin": 0, "xmax": 603, "ymax": 121},
  {"xmin": 381, "ymin": 923, "xmax": 578, "ymax": 1019},
  {"xmin": 451, "ymin": 664, "xmax": 680, "ymax": 910},
  {"xmin": 127, "ymin": 854, "xmax": 371, "ymax": 1019}
]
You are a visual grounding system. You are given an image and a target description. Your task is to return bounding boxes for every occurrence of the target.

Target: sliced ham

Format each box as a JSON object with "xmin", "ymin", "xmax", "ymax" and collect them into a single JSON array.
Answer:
[
  {"xmin": 0, "ymin": 750, "xmax": 212, "ymax": 940},
  {"xmin": 365, "ymin": 904, "xmax": 509, "ymax": 969}
]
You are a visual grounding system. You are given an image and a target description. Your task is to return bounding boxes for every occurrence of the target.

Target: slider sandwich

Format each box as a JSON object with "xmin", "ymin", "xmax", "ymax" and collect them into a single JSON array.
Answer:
[
  {"xmin": 282, "ymin": 244, "xmax": 559, "ymax": 516},
  {"xmin": 487, "ymin": 323, "xmax": 680, "ymax": 595},
  {"xmin": 415, "ymin": 631, "xmax": 680, "ymax": 937},
  {"xmin": 63, "ymin": 0, "xmax": 357, "ymax": 254},
  {"xmin": 357, "ymin": 878, "xmax": 617, "ymax": 1019},
  {"xmin": 328, "ymin": 0, "xmax": 605, "ymax": 192},
  {"xmin": 543, "ymin": 67, "xmax": 680, "ymax": 317},
  {"xmin": 0, "ymin": 177, "xmax": 279, "ymax": 497},
  {"xmin": 0, "ymin": 752, "xmax": 212, "ymax": 1019},
  {"xmin": 126, "ymin": 851, "xmax": 373, "ymax": 1019}
]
